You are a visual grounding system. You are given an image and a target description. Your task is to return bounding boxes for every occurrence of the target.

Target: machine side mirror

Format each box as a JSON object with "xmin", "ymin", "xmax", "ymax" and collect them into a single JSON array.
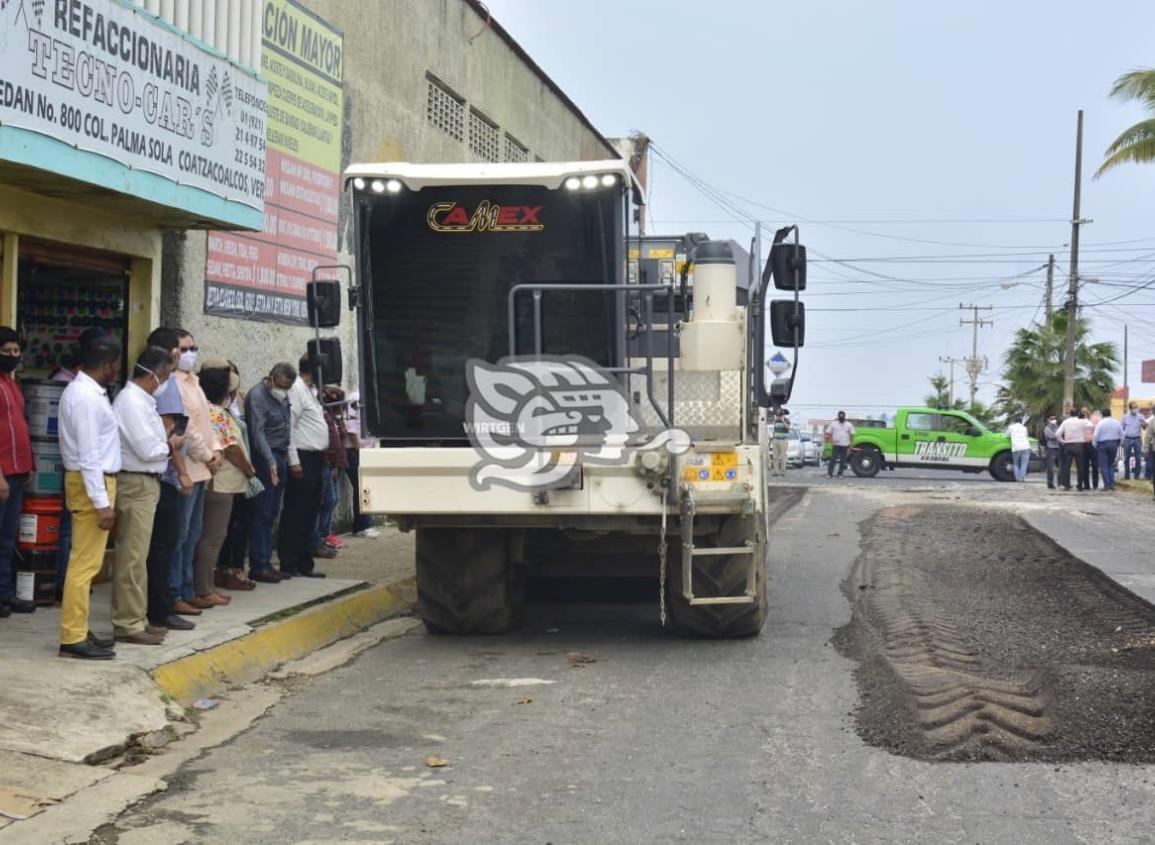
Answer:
[
  {"xmin": 965, "ymin": 426, "xmax": 982, "ymax": 437},
  {"xmin": 771, "ymin": 243, "xmax": 807, "ymax": 291},
  {"xmin": 769, "ymin": 378, "xmax": 791, "ymax": 405},
  {"xmin": 307, "ymin": 280, "xmax": 342, "ymax": 328},
  {"xmin": 770, "ymin": 300, "xmax": 806, "ymax": 347}
]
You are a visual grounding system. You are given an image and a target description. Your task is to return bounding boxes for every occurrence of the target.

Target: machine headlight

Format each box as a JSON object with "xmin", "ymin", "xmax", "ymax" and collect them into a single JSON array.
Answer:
[
  {"xmin": 564, "ymin": 177, "xmax": 581, "ymax": 190},
  {"xmin": 352, "ymin": 177, "xmax": 366, "ymax": 190},
  {"xmin": 370, "ymin": 180, "xmax": 386, "ymax": 193},
  {"xmin": 385, "ymin": 179, "xmax": 403, "ymax": 193},
  {"xmin": 581, "ymin": 175, "xmax": 599, "ymax": 189},
  {"xmin": 600, "ymin": 173, "xmax": 617, "ymax": 187}
]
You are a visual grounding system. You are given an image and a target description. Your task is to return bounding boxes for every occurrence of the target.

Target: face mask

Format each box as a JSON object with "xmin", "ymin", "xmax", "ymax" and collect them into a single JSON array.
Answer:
[
  {"xmin": 0, "ymin": 354, "xmax": 20, "ymax": 374},
  {"xmin": 271, "ymin": 387, "xmax": 288, "ymax": 401},
  {"xmin": 178, "ymin": 350, "xmax": 197, "ymax": 372}
]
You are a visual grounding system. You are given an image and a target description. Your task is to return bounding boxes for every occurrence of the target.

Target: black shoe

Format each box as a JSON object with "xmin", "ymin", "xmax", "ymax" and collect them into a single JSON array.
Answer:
[
  {"xmin": 1047, "ymin": 484, "xmax": 1056, "ymax": 489},
  {"xmin": 250, "ymin": 569, "xmax": 284, "ymax": 584},
  {"xmin": 298, "ymin": 571, "xmax": 327, "ymax": 578},
  {"xmin": 59, "ymin": 642, "xmax": 115, "ymax": 660},
  {"xmin": 8, "ymin": 598, "xmax": 36, "ymax": 614},
  {"xmin": 163, "ymin": 615, "xmax": 196, "ymax": 631},
  {"xmin": 87, "ymin": 631, "xmax": 115, "ymax": 649},
  {"xmin": 276, "ymin": 568, "xmax": 296, "ymax": 579},
  {"xmin": 0, "ymin": 603, "xmax": 10, "ymax": 618}
]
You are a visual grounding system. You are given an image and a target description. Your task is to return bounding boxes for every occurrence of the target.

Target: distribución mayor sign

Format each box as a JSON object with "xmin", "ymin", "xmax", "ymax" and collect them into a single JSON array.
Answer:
[
  {"xmin": 0, "ymin": 0, "xmax": 267, "ymax": 211},
  {"xmin": 204, "ymin": 0, "xmax": 343, "ymax": 324}
]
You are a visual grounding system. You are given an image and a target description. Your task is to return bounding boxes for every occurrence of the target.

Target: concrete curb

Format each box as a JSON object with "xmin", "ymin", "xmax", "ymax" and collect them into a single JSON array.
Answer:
[{"xmin": 151, "ymin": 577, "xmax": 417, "ymax": 705}]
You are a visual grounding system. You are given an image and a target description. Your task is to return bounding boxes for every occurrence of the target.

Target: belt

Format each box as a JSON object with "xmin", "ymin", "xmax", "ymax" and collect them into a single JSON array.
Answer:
[{"xmin": 119, "ymin": 470, "xmax": 162, "ymax": 479}]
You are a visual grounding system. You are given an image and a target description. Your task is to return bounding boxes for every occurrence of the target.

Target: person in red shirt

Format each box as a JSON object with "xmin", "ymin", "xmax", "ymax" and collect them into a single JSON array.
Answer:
[{"xmin": 0, "ymin": 326, "xmax": 35, "ymax": 617}]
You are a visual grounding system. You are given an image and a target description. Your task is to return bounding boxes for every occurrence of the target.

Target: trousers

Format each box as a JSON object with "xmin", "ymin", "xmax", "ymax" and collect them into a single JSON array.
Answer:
[
  {"xmin": 112, "ymin": 473, "xmax": 160, "ymax": 636},
  {"xmin": 60, "ymin": 472, "xmax": 116, "ymax": 646}
]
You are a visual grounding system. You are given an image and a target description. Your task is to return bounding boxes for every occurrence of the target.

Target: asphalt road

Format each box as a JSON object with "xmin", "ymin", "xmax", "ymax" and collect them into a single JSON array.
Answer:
[{"xmin": 97, "ymin": 471, "xmax": 1155, "ymax": 844}]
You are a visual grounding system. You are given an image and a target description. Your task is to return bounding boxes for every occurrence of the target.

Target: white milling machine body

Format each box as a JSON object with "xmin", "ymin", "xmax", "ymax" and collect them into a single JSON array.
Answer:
[{"xmin": 343, "ymin": 160, "xmax": 806, "ymax": 637}]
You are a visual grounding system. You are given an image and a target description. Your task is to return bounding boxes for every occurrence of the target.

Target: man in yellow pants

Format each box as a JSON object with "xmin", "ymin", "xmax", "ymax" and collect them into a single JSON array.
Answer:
[{"xmin": 58, "ymin": 336, "xmax": 123, "ymax": 660}]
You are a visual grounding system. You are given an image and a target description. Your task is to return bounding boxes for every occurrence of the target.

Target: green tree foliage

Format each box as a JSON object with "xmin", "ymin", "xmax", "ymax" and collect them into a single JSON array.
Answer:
[
  {"xmin": 1097, "ymin": 69, "xmax": 1155, "ymax": 177},
  {"xmin": 997, "ymin": 312, "xmax": 1118, "ymax": 424},
  {"xmin": 923, "ymin": 374, "xmax": 999, "ymax": 427}
]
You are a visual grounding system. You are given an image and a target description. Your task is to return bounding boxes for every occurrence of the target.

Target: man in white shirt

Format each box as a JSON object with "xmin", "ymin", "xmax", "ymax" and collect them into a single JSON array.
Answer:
[
  {"xmin": 58, "ymin": 336, "xmax": 123, "ymax": 660},
  {"xmin": 112, "ymin": 347, "xmax": 177, "ymax": 646},
  {"xmin": 278, "ymin": 354, "xmax": 332, "ymax": 577},
  {"xmin": 827, "ymin": 411, "xmax": 855, "ymax": 478},
  {"xmin": 1056, "ymin": 410, "xmax": 1091, "ymax": 491},
  {"xmin": 1006, "ymin": 417, "xmax": 1032, "ymax": 482}
]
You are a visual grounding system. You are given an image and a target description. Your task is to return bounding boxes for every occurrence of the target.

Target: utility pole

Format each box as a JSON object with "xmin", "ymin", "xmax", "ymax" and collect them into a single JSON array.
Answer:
[
  {"xmin": 939, "ymin": 355, "xmax": 965, "ymax": 406},
  {"xmin": 1045, "ymin": 254, "xmax": 1055, "ymax": 322},
  {"xmin": 959, "ymin": 304, "xmax": 993, "ymax": 406},
  {"xmin": 1062, "ymin": 110, "xmax": 1085, "ymax": 412},
  {"xmin": 1124, "ymin": 324, "xmax": 1129, "ymax": 405}
]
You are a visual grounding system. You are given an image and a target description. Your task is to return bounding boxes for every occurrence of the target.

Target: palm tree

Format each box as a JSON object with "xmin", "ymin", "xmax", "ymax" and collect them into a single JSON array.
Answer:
[
  {"xmin": 1096, "ymin": 69, "xmax": 1155, "ymax": 176},
  {"xmin": 923, "ymin": 374, "xmax": 999, "ymax": 426},
  {"xmin": 997, "ymin": 312, "xmax": 1117, "ymax": 423}
]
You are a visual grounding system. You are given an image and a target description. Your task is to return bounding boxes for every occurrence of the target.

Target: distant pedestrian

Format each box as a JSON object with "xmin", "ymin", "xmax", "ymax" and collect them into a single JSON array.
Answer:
[
  {"xmin": 1043, "ymin": 415, "xmax": 1061, "ymax": 490},
  {"xmin": 246, "ymin": 363, "xmax": 296, "ymax": 583},
  {"xmin": 58, "ymin": 336, "xmax": 123, "ymax": 660},
  {"xmin": 341, "ymin": 391, "xmax": 379, "ymax": 539},
  {"xmin": 1007, "ymin": 417, "xmax": 1031, "ymax": 482},
  {"xmin": 1093, "ymin": 408, "xmax": 1123, "ymax": 491},
  {"xmin": 1057, "ymin": 410, "xmax": 1088, "ymax": 491},
  {"xmin": 279, "ymin": 354, "xmax": 330, "ymax": 578},
  {"xmin": 111, "ymin": 347, "xmax": 175, "ymax": 646},
  {"xmin": 0, "ymin": 327, "xmax": 35, "ymax": 619},
  {"xmin": 1144, "ymin": 406, "xmax": 1155, "ymax": 481},
  {"xmin": 1080, "ymin": 406, "xmax": 1100, "ymax": 491},
  {"xmin": 1122, "ymin": 401, "xmax": 1145, "ymax": 480},
  {"xmin": 770, "ymin": 412, "xmax": 790, "ymax": 476},
  {"xmin": 827, "ymin": 411, "xmax": 854, "ymax": 478}
]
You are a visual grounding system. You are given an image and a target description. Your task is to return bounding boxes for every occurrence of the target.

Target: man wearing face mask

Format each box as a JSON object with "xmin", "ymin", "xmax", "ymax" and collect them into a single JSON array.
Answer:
[
  {"xmin": 58, "ymin": 335, "xmax": 123, "ymax": 659},
  {"xmin": 245, "ymin": 362, "xmax": 297, "ymax": 583},
  {"xmin": 0, "ymin": 327, "xmax": 35, "ymax": 618},
  {"xmin": 170, "ymin": 331, "xmax": 223, "ymax": 613},
  {"xmin": 110, "ymin": 347, "xmax": 179, "ymax": 645}
]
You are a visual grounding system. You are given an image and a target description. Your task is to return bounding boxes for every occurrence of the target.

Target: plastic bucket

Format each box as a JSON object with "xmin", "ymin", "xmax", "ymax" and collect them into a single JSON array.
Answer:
[
  {"xmin": 14, "ymin": 545, "xmax": 58, "ymax": 606},
  {"xmin": 18, "ymin": 496, "xmax": 63, "ymax": 546},
  {"xmin": 22, "ymin": 380, "xmax": 65, "ymax": 439},
  {"xmin": 28, "ymin": 439, "xmax": 64, "ymax": 495}
]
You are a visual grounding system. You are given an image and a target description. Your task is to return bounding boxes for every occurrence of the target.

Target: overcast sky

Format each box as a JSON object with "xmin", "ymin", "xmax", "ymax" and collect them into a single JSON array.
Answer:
[{"xmin": 486, "ymin": 0, "xmax": 1155, "ymax": 423}]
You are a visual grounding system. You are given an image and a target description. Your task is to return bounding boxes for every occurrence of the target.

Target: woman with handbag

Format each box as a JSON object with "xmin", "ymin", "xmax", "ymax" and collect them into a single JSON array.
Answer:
[{"xmin": 192, "ymin": 364, "xmax": 262, "ymax": 607}]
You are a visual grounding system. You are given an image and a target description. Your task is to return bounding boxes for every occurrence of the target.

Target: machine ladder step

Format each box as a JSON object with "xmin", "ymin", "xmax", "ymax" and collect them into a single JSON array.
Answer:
[{"xmin": 679, "ymin": 485, "xmax": 758, "ymax": 607}]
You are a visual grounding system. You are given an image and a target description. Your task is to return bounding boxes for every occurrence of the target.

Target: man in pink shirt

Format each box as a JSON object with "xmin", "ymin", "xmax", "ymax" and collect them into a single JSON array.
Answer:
[{"xmin": 169, "ymin": 331, "xmax": 222, "ymax": 615}]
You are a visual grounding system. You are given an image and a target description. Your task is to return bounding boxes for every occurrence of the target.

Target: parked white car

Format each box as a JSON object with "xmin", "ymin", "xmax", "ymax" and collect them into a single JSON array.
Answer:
[
  {"xmin": 786, "ymin": 428, "xmax": 804, "ymax": 468},
  {"xmin": 800, "ymin": 432, "xmax": 819, "ymax": 466}
]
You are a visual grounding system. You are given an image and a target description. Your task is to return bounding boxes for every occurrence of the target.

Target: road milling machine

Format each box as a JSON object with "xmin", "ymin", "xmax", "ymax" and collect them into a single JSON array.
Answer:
[{"xmin": 338, "ymin": 159, "xmax": 806, "ymax": 637}]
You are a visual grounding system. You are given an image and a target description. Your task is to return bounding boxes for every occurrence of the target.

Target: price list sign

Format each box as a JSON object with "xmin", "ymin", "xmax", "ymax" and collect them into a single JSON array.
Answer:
[{"xmin": 204, "ymin": 0, "xmax": 343, "ymax": 324}]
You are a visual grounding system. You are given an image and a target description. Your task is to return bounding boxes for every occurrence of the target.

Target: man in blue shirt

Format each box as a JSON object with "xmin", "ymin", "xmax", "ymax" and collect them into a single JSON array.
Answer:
[{"xmin": 1121, "ymin": 401, "xmax": 1146, "ymax": 480}]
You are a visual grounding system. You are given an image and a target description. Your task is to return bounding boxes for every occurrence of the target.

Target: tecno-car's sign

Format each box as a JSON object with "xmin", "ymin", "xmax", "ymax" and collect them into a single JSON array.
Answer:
[{"xmin": 0, "ymin": 0, "xmax": 267, "ymax": 211}]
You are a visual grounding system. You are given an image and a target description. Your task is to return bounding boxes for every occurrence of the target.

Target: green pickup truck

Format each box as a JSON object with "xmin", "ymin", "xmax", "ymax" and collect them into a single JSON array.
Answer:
[{"xmin": 842, "ymin": 407, "xmax": 1037, "ymax": 482}]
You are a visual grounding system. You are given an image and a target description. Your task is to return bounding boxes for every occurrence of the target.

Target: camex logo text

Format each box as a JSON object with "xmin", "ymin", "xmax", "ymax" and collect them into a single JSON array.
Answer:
[{"xmin": 427, "ymin": 200, "xmax": 544, "ymax": 233}]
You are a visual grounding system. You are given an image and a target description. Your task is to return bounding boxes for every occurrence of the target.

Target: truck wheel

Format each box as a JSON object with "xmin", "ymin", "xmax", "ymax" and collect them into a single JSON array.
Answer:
[
  {"xmin": 417, "ymin": 527, "xmax": 524, "ymax": 635},
  {"xmin": 989, "ymin": 451, "xmax": 1015, "ymax": 482},
  {"xmin": 667, "ymin": 515, "xmax": 767, "ymax": 639},
  {"xmin": 850, "ymin": 447, "xmax": 881, "ymax": 478}
]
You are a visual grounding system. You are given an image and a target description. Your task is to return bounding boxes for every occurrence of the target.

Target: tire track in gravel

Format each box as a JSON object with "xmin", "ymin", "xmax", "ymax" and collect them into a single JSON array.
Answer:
[{"xmin": 836, "ymin": 503, "xmax": 1155, "ymax": 763}]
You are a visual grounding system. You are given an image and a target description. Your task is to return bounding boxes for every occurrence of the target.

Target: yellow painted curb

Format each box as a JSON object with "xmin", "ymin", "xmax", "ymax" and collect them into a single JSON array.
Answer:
[{"xmin": 152, "ymin": 577, "xmax": 417, "ymax": 706}]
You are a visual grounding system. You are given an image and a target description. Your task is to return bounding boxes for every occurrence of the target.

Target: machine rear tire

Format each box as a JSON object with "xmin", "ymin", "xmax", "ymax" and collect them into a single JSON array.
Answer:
[
  {"xmin": 417, "ymin": 527, "xmax": 524, "ymax": 635},
  {"xmin": 850, "ymin": 447, "xmax": 882, "ymax": 478},
  {"xmin": 667, "ymin": 515, "xmax": 767, "ymax": 639}
]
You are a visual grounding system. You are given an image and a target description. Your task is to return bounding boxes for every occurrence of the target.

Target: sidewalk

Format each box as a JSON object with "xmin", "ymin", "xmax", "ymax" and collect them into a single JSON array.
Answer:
[{"xmin": 0, "ymin": 527, "xmax": 416, "ymax": 768}]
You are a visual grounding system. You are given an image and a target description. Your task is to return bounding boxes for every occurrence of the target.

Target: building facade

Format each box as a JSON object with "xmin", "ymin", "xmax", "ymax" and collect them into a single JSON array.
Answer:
[
  {"xmin": 164, "ymin": 0, "xmax": 620, "ymax": 389},
  {"xmin": 0, "ymin": 0, "xmax": 268, "ymax": 370}
]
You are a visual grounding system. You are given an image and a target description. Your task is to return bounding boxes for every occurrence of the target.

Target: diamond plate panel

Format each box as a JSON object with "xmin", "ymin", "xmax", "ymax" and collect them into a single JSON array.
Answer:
[{"xmin": 630, "ymin": 370, "xmax": 743, "ymax": 440}]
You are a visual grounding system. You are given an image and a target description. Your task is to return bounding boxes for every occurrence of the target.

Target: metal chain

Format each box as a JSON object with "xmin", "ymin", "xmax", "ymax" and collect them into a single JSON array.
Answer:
[{"xmin": 658, "ymin": 488, "xmax": 668, "ymax": 626}]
